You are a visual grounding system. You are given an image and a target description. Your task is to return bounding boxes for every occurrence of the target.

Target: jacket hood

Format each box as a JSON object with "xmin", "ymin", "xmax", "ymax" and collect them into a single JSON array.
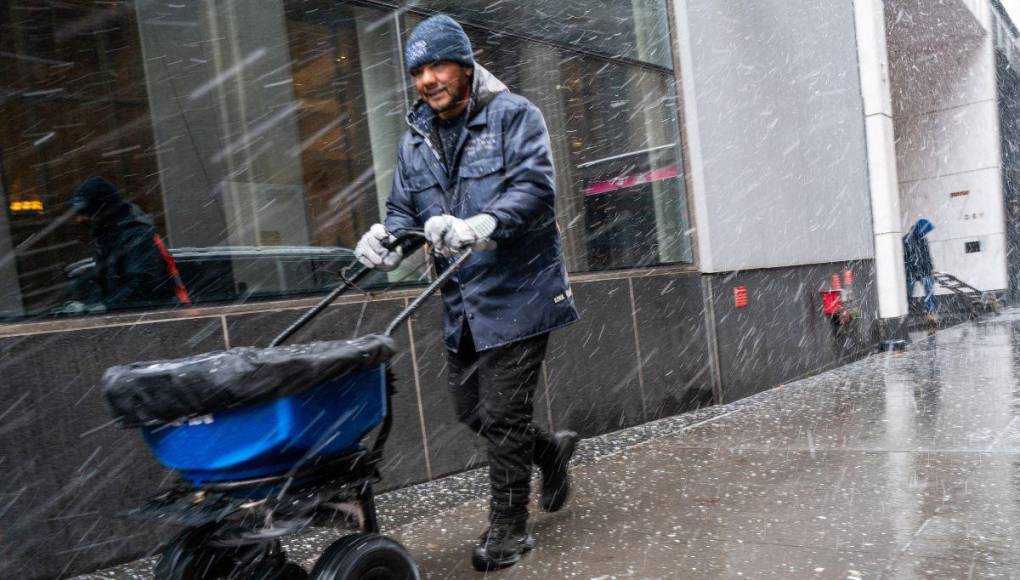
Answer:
[
  {"xmin": 406, "ymin": 63, "xmax": 508, "ymax": 136},
  {"xmin": 913, "ymin": 219, "xmax": 934, "ymax": 238}
]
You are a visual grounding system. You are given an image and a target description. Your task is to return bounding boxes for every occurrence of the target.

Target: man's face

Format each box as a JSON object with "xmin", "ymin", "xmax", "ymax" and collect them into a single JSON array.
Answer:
[{"xmin": 411, "ymin": 61, "xmax": 472, "ymax": 119}]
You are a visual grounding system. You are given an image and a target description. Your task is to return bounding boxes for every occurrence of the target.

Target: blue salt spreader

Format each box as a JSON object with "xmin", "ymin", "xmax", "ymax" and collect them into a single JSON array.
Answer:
[{"xmin": 100, "ymin": 232, "xmax": 460, "ymax": 580}]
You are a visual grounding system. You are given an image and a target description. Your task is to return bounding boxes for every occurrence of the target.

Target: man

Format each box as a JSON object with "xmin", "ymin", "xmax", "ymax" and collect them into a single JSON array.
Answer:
[
  {"xmin": 354, "ymin": 14, "xmax": 580, "ymax": 571},
  {"xmin": 67, "ymin": 176, "xmax": 190, "ymax": 313},
  {"xmin": 903, "ymin": 218, "xmax": 936, "ymax": 323}
]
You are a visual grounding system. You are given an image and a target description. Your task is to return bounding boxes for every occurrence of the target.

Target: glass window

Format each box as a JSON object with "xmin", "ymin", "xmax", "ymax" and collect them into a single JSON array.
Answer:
[{"xmin": 0, "ymin": 0, "xmax": 690, "ymax": 323}]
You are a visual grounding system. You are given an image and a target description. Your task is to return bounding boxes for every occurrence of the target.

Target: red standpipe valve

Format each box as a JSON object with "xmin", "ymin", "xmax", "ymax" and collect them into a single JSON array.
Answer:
[{"xmin": 822, "ymin": 270, "xmax": 855, "ymax": 324}]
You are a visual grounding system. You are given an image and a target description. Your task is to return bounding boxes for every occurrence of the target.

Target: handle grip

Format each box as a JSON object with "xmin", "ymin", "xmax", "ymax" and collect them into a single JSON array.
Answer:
[{"xmin": 382, "ymin": 229, "xmax": 426, "ymax": 255}]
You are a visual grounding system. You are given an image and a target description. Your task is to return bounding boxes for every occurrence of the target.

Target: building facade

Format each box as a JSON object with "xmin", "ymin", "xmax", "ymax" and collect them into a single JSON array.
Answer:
[{"xmin": 0, "ymin": 0, "xmax": 1010, "ymax": 577}]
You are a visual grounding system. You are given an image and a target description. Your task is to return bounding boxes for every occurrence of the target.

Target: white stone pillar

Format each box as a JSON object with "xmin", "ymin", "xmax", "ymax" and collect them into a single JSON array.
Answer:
[
  {"xmin": 854, "ymin": 0, "xmax": 909, "ymax": 333},
  {"xmin": 354, "ymin": 7, "xmax": 424, "ymax": 282},
  {"xmin": 671, "ymin": 0, "xmax": 715, "ymax": 273},
  {"xmin": 632, "ymin": 1, "xmax": 689, "ymax": 264},
  {"xmin": 134, "ymin": 0, "xmax": 309, "ymax": 248}
]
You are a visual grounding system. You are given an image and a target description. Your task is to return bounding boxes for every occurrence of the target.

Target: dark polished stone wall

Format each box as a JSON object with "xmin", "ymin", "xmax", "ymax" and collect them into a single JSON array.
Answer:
[
  {"xmin": 707, "ymin": 260, "xmax": 879, "ymax": 403},
  {"xmin": 997, "ymin": 47, "xmax": 1020, "ymax": 302},
  {"xmin": 1, "ymin": 262, "xmax": 876, "ymax": 579},
  {"xmin": 0, "ymin": 318, "xmax": 226, "ymax": 580}
]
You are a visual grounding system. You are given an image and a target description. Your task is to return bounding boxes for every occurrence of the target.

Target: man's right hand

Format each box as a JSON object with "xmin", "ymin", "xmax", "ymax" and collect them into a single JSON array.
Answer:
[{"xmin": 355, "ymin": 224, "xmax": 404, "ymax": 272}]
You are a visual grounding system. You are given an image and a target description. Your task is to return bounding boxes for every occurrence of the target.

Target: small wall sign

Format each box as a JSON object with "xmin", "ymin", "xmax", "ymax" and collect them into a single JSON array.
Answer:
[{"xmin": 734, "ymin": 286, "xmax": 749, "ymax": 308}]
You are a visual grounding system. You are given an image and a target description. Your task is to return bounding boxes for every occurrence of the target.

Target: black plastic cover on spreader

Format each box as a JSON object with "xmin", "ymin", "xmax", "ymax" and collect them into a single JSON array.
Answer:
[{"xmin": 101, "ymin": 334, "xmax": 396, "ymax": 427}]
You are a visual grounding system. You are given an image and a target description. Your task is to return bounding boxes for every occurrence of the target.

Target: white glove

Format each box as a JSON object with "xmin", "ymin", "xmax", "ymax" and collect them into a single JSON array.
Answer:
[
  {"xmin": 355, "ymin": 224, "xmax": 404, "ymax": 271},
  {"xmin": 424, "ymin": 214, "xmax": 497, "ymax": 257},
  {"xmin": 59, "ymin": 301, "xmax": 105, "ymax": 315},
  {"xmin": 61, "ymin": 301, "xmax": 87, "ymax": 314}
]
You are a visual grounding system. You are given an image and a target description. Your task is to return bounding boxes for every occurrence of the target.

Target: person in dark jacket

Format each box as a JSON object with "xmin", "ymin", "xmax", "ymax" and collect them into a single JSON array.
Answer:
[
  {"xmin": 68, "ymin": 177, "xmax": 190, "ymax": 313},
  {"xmin": 354, "ymin": 15, "xmax": 579, "ymax": 571},
  {"xmin": 903, "ymin": 218, "xmax": 936, "ymax": 319}
]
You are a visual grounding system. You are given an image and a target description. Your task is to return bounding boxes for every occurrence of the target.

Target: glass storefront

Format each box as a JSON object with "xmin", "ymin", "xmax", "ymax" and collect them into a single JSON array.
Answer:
[{"xmin": 0, "ymin": 0, "xmax": 691, "ymax": 321}]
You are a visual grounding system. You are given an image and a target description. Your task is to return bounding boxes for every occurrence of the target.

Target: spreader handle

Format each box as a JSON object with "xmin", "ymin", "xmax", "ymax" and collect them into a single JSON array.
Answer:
[
  {"xmin": 269, "ymin": 230, "xmax": 427, "ymax": 348},
  {"xmin": 384, "ymin": 249, "xmax": 472, "ymax": 337}
]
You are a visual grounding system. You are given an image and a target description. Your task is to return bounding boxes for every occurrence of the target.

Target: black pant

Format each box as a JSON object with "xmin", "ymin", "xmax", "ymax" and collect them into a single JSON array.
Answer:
[{"xmin": 448, "ymin": 327, "xmax": 558, "ymax": 523}]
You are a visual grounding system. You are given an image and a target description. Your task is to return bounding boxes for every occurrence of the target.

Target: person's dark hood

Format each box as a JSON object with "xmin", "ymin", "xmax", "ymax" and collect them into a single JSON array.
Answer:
[
  {"xmin": 406, "ymin": 63, "xmax": 508, "ymax": 138},
  {"xmin": 71, "ymin": 177, "xmax": 153, "ymax": 239},
  {"xmin": 72, "ymin": 177, "xmax": 122, "ymax": 217}
]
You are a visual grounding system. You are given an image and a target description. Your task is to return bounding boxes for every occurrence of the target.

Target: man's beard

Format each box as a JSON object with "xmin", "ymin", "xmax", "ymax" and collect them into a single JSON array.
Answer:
[{"xmin": 434, "ymin": 80, "xmax": 470, "ymax": 114}]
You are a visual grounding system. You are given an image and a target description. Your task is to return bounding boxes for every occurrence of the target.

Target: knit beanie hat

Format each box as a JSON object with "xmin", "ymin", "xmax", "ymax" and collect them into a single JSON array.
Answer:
[{"xmin": 404, "ymin": 14, "xmax": 475, "ymax": 74}]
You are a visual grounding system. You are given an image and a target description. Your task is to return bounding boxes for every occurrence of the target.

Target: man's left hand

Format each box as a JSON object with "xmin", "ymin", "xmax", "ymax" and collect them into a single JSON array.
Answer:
[{"xmin": 424, "ymin": 214, "xmax": 497, "ymax": 257}]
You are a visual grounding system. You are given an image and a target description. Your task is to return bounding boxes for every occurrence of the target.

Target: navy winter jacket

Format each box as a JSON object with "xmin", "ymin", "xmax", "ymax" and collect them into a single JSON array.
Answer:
[
  {"xmin": 903, "ymin": 219, "xmax": 935, "ymax": 280},
  {"xmin": 85, "ymin": 202, "xmax": 184, "ymax": 309},
  {"xmin": 385, "ymin": 64, "xmax": 579, "ymax": 352}
]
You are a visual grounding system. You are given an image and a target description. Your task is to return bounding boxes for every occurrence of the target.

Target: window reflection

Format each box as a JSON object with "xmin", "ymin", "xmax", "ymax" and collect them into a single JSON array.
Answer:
[
  {"xmin": 0, "ymin": 1, "xmax": 162, "ymax": 318},
  {"xmin": 454, "ymin": 19, "xmax": 692, "ymax": 272},
  {"xmin": 409, "ymin": 0, "xmax": 674, "ymax": 69}
]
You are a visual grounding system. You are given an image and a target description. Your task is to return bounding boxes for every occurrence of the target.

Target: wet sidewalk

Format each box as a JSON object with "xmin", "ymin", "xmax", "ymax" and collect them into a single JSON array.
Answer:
[{"xmin": 82, "ymin": 311, "xmax": 1020, "ymax": 579}]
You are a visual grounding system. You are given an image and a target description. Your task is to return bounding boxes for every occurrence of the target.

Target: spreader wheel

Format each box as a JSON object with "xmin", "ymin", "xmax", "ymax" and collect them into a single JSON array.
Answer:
[
  {"xmin": 154, "ymin": 525, "xmax": 307, "ymax": 579},
  {"xmin": 309, "ymin": 533, "xmax": 419, "ymax": 580}
]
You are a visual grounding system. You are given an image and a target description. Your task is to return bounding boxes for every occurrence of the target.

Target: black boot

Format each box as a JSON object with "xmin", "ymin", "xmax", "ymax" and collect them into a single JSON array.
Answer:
[
  {"xmin": 536, "ymin": 430, "xmax": 578, "ymax": 512},
  {"xmin": 472, "ymin": 518, "xmax": 534, "ymax": 571}
]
